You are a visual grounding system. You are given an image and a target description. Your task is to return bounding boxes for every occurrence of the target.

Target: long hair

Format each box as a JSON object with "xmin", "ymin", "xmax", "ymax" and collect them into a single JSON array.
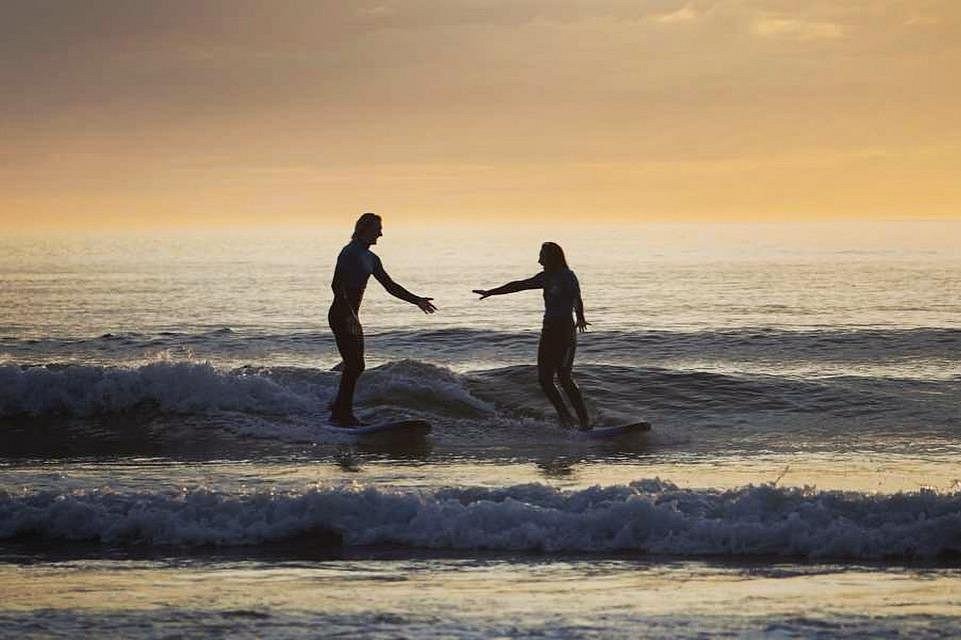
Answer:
[
  {"xmin": 352, "ymin": 212, "xmax": 381, "ymax": 240},
  {"xmin": 540, "ymin": 241, "xmax": 568, "ymax": 272}
]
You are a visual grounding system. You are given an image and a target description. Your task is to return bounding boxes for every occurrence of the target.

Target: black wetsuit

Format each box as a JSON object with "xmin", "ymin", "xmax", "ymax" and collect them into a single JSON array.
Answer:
[
  {"xmin": 486, "ymin": 268, "xmax": 588, "ymax": 427},
  {"xmin": 534, "ymin": 269, "xmax": 588, "ymax": 427},
  {"xmin": 328, "ymin": 240, "xmax": 421, "ymax": 421},
  {"xmin": 535, "ymin": 269, "xmax": 580, "ymax": 380}
]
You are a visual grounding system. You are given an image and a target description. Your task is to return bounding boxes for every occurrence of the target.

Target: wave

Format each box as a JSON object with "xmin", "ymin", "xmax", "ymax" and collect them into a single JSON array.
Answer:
[
  {"xmin": 0, "ymin": 361, "xmax": 317, "ymax": 417},
  {"xmin": 382, "ymin": 326, "xmax": 961, "ymax": 364},
  {"xmin": 3, "ymin": 481, "xmax": 960, "ymax": 559},
  {"xmin": 0, "ymin": 360, "xmax": 496, "ymax": 423},
  {"xmin": 4, "ymin": 327, "xmax": 960, "ymax": 372},
  {"xmin": 1, "ymin": 360, "xmax": 956, "ymax": 430}
]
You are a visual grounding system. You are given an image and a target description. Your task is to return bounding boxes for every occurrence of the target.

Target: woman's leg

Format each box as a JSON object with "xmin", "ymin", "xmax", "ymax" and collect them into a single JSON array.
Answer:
[
  {"xmin": 538, "ymin": 325, "xmax": 575, "ymax": 426},
  {"xmin": 556, "ymin": 331, "xmax": 589, "ymax": 429}
]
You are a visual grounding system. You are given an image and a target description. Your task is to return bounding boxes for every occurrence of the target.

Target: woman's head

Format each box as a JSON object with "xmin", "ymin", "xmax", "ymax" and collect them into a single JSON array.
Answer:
[
  {"xmin": 539, "ymin": 242, "xmax": 568, "ymax": 272},
  {"xmin": 352, "ymin": 212, "xmax": 383, "ymax": 244}
]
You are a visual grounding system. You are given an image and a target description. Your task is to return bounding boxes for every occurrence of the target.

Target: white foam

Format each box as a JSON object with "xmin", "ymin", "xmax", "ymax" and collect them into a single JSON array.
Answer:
[
  {"xmin": 3, "ymin": 481, "xmax": 959, "ymax": 559},
  {"xmin": 0, "ymin": 360, "xmax": 494, "ymax": 420},
  {"xmin": 358, "ymin": 360, "xmax": 495, "ymax": 417},
  {"xmin": 0, "ymin": 362, "xmax": 317, "ymax": 417}
]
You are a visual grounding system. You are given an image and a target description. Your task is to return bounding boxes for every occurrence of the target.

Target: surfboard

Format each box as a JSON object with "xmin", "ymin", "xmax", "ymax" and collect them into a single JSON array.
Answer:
[
  {"xmin": 571, "ymin": 421, "xmax": 651, "ymax": 440},
  {"xmin": 321, "ymin": 419, "xmax": 431, "ymax": 439}
]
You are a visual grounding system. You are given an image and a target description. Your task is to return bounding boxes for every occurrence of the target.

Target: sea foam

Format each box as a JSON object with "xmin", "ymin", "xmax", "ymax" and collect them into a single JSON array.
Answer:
[
  {"xmin": 0, "ymin": 360, "xmax": 493, "ymax": 419},
  {"xmin": 3, "ymin": 481, "xmax": 959, "ymax": 559},
  {"xmin": 0, "ymin": 362, "xmax": 315, "ymax": 417}
]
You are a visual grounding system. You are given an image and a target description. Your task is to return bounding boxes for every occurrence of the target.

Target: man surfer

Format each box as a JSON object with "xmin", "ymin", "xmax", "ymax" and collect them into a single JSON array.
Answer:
[
  {"xmin": 473, "ymin": 242, "xmax": 591, "ymax": 430},
  {"xmin": 328, "ymin": 213, "xmax": 436, "ymax": 426}
]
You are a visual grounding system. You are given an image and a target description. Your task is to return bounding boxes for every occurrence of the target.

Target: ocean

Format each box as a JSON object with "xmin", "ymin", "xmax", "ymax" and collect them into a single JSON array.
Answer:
[{"xmin": 1, "ymin": 220, "xmax": 960, "ymax": 637}]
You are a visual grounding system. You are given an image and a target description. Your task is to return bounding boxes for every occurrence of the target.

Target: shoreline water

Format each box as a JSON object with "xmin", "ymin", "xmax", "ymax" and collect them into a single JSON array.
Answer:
[{"xmin": 2, "ymin": 554, "xmax": 959, "ymax": 639}]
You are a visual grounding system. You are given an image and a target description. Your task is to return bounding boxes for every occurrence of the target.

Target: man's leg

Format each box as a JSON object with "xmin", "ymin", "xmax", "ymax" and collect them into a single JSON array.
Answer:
[{"xmin": 330, "ymin": 318, "xmax": 365, "ymax": 425}]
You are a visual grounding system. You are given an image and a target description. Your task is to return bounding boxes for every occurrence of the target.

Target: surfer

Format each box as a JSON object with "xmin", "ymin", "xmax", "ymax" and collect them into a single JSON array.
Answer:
[
  {"xmin": 328, "ymin": 212, "xmax": 436, "ymax": 426},
  {"xmin": 473, "ymin": 242, "xmax": 591, "ymax": 430}
]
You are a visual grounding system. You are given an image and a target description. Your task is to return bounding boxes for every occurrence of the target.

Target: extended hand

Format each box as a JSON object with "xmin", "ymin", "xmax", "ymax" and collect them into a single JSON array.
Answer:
[
  {"xmin": 472, "ymin": 289, "xmax": 490, "ymax": 300},
  {"xmin": 416, "ymin": 297, "xmax": 437, "ymax": 314},
  {"xmin": 576, "ymin": 318, "xmax": 591, "ymax": 333}
]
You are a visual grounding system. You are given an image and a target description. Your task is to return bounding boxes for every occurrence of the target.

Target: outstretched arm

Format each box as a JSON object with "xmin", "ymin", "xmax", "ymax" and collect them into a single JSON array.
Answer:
[
  {"xmin": 473, "ymin": 273, "xmax": 543, "ymax": 299},
  {"xmin": 373, "ymin": 260, "xmax": 436, "ymax": 314}
]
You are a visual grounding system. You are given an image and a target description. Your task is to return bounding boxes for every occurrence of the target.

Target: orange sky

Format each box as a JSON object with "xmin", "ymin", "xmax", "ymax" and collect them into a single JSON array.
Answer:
[{"xmin": 2, "ymin": 0, "xmax": 959, "ymax": 228}]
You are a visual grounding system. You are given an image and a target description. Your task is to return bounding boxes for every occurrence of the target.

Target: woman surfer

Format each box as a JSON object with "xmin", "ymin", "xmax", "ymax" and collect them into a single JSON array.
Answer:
[{"xmin": 473, "ymin": 242, "xmax": 591, "ymax": 430}]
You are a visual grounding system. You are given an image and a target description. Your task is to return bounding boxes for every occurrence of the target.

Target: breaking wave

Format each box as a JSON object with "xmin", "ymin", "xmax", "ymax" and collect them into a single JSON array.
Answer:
[
  {"xmin": 0, "ymin": 361, "xmax": 316, "ymax": 417},
  {"xmin": 0, "ymin": 360, "xmax": 493, "ymax": 420},
  {"xmin": 1, "ymin": 360, "xmax": 957, "ymax": 433},
  {"xmin": 3, "ymin": 481, "xmax": 960, "ymax": 560}
]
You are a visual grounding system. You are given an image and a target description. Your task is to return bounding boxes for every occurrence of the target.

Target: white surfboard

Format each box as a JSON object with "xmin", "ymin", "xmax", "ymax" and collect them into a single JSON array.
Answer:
[
  {"xmin": 571, "ymin": 421, "xmax": 651, "ymax": 440},
  {"xmin": 321, "ymin": 419, "xmax": 431, "ymax": 439}
]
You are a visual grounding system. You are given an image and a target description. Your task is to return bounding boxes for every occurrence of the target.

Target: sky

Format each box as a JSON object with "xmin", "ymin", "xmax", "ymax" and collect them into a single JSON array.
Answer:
[{"xmin": 1, "ymin": 0, "xmax": 959, "ymax": 229}]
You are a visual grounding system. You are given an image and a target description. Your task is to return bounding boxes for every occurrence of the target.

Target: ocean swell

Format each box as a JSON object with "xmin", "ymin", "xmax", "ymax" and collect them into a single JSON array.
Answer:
[{"xmin": 4, "ymin": 327, "xmax": 960, "ymax": 375}]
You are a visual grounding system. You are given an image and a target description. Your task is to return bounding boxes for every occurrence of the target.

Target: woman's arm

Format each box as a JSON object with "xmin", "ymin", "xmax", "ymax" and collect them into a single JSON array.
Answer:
[
  {"xmin": 573, "ymin": 274, "xmax": 590, "ymax": 332},
  {"xmin": 473, "ymin": 273, "xmax": 543, "ymax": 299},
  {"xmin": 574, "ymin": 296, "xmax": 590, "ymax": 332}
]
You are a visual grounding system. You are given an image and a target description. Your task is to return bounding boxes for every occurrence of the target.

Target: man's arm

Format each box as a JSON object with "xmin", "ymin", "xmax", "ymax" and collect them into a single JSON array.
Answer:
[
  {"xmin": 473, "ymin": 273, "xmax": 543, "ymax": 299},
  {"xmin": 372, "ymin": 258, "xmax": 437, "ymax": 313},
  {"xmin": 330, "ymin": 254, "xmax": 351, "ymax": 305}
]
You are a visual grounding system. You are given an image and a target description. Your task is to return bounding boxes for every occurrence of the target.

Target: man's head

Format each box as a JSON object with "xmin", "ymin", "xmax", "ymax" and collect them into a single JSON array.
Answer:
[{"xmin": 352, "ymin": 212, "xmax": 383, "ymax": 245}]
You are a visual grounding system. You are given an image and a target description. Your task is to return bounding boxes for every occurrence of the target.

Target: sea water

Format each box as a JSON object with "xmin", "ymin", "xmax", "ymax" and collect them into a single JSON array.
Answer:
[{"xmin": 1, "ymin": 221, "xmax": 960, "ymax": 637}]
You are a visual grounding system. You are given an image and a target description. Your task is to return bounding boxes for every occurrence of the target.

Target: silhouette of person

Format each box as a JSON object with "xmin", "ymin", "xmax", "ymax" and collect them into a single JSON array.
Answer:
[
  {"xmin": 473, "ymin": 242, "xmax": 591, "ymax": 430},
  {"xmin": 328, "ymin": 213, "xmax": 436, "ymax": 426}
]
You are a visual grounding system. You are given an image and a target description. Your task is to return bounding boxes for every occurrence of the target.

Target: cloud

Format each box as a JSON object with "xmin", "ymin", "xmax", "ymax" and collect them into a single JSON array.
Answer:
[
  {"xmin": 753, "ymin": 17, "xmax": 846, "ymax": 40},
  {"xmin": 1, "ymin": 0, "xmax": 960, "ymax": 225},
  {"xmin": 652, "ymin": 4, "xmax": 702, "ymax": 24}
]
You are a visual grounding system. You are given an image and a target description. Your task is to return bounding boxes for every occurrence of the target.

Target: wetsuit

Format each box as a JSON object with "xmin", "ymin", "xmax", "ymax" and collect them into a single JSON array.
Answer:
[
  {"xmin": 328, "ymin": 240, "xmax": 421, "ymax": 422},
  {"xmin": 484, "ymin": 268, "xmax": 589, "ymax": 427},
  {"xmin": 534, "ymin": 269, "xmax": 589, "ymax": 427}
]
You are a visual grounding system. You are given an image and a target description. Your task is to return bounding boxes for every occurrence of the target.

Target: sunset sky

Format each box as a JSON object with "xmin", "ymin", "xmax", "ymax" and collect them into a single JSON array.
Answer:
[{"xmin": 2, "ymin": 0, "xmax": 959, "ymax": 228}]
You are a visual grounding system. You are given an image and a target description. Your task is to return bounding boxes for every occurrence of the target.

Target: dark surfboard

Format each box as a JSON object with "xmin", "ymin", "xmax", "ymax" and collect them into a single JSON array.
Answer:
[
  {"xmin": 571, "ymin": 421, "xmax": 651, "ymax": 440},
  {"xmin": 321, "ymin": 419, "xmax": 431, "ymax": 439}
]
